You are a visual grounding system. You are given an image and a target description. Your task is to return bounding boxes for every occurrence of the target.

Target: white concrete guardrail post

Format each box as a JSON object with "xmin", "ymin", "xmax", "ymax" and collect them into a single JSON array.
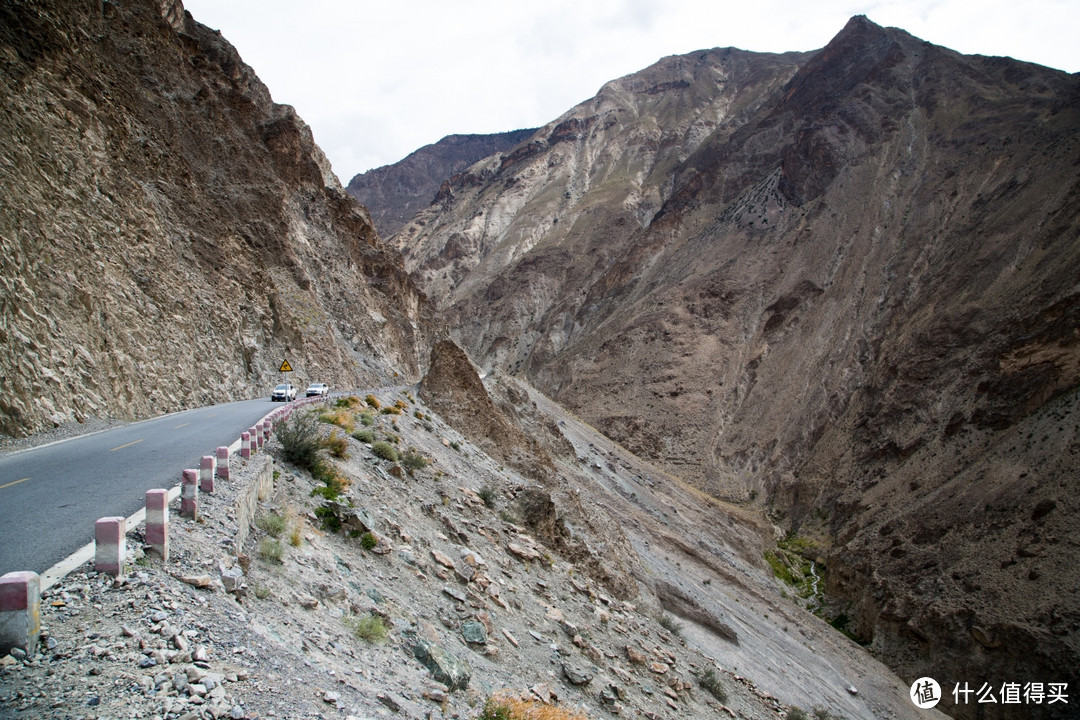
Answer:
[
  {"xmin": 216, "ymin": 446, "xmax": 230, "ymax": 480},
  {"xmin": 200, "ymin": 455, "xmax": 215, "ymax": 493},
  {"xmin": 255, "ymin": 422, "xmax": 265, "ymax": 450},
  {"xmin": 240, "ymin": 432, "xmax": 251, "ymax": 460},
  {"xmin": 94, "ymin": 516, "xmax": 126, "ymax": 576},
  {"xmin": 248, "ymin": 427, "xmax": 258, "ymax": 456},
  {"xmin": 0, "ymin": 571, "xmax": 40, "ymax": 656},
  {"xmin": 145, "ymin": 489, "xmax": 169, "ymax": 561},
  {"xmin": 180, "ymin": 469, "xmax": 198, "ymax": 518}
]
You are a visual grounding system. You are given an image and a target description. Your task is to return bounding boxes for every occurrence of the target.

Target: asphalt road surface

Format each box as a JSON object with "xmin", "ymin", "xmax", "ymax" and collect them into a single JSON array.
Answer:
[{"xmin": 0, "ymin": 397, "xmax": 285, "ymax": 577}]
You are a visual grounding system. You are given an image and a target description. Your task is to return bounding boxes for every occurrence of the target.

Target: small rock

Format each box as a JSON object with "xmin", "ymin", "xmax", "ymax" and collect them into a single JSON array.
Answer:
[
  {"xmin": 501, "ymin": 628, "xmax": 519, "ymax": 648},
  {"xmin": 323, "ymin": 691, "xmax": 340, "ymax": 704},
  {"xmin": 461, "ymin": 621, "xmax": 488, "ymax": 645},
  {"xmin": 562, "ymin": 663, "xmax": 594, "ymax": 686},
  {"xmin": 442, "ymin": 586, "xmax": 467, "ymax": 604},
  {"xmin": 220, "ymin": 567, "xmax": 244, "ymax": 592},
  {"xmin": 847, "ymin": 685, "xmax": 859, "ymax": 695},
  {"xmin": 507, "ymin": 543, "xmax": 541, "ymax": 561},
  {"xmin": 180, "ymin": 575, "xmax": 213, "ymax": 590},
  {"xmin": 378, "ymin": 692, "xmax": 402, "ymax": 712},
  {"xmin": 423, "ymin": 689, "xmax": 448, "ymax": 703}
]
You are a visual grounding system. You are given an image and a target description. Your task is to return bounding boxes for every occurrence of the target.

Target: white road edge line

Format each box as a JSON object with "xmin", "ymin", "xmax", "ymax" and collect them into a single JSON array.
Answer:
[
  {"xmin": 40, "ymin": 405, "xmax": 277, "ymax": 592},
  {"xmin": 41, "ymin": 485, "xmax": 183, "ymax": 592}
]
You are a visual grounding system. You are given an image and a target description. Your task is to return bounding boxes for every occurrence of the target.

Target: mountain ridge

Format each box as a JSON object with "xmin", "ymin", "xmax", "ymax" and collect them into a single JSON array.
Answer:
[
  {"xmin": 347, "ymin": 129, "xmax": 538, "ymax": 239},
  {"xmin": 382, "ymin": 16, "xmax": 1080, "ymax": 718}
]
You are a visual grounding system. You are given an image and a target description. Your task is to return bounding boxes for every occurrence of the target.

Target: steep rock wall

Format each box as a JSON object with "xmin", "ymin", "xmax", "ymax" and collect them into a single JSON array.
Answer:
[{"xmin": 0, "ymin": 0, "xmax": 434, "ymax": 437}]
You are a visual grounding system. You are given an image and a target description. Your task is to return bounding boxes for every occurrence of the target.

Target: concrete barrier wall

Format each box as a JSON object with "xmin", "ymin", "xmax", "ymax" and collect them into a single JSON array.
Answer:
[{"xmin": 232, "ymin": 455, "xmax": 275, "ymax": 555}]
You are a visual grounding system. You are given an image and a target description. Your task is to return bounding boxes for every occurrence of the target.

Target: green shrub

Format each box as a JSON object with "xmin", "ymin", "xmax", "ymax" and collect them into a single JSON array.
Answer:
[
  {"xmin": 360, "ymin": 532, "xmax": 378, "ymax": 550},
  {"xmin": 359, "ymin": 413, "xmax": 375, "ymax": 427},
  {"xmin": 380, "ymin": 406, "xmax": 401, "ymax": 415},
  {"xmin": 787, "ymin": 709, "xmax": 809, "ymax": 720},
  {"xmin": 276, "ymin": 412, "xmax": 322, "ymax": 472},
  {"xmin": 256, "ymin": 511, "xmax": 286, "ymax": 538},
  {"xmin": 335, "ymin": 395, "xmax": 362, "ymax": 409},
  {"xmin": 314, "ymin": 505, "xmax": 342, "ymax": 532},
  {"xmin": 697, "ymin": 668, "xmax": 728, "ymax": 703},
  {"xmin": 478, "ymin": 485, "xmax": 497, "ymax": 508},
  {"xmin": 258, "ymin": 538, "xmax": 283, "ymax": 563},
  {"xmin": 479, "ymin": 699, "xmax": 512, "ymax": 720},
  {"xmin": 352, "ymin": 429, "xmax": 375, "ymax": 443},
  {"xmin": 401, "ymin": 448, "xmax": 427, "ymax": 474},
  {"xmin": 310, "ymin": 467, "xmax": 347, "ymax": 501},
  {"xmin": 371, "ymin": 441, "xmax": 398, "ymax": 462},
  {"xmin": 364, "ymin": 394, "xmax": 381, "ymax": 409},
  {"xmin": 346, "ymin": 613, "xmax": 388, "ymax": 643}
]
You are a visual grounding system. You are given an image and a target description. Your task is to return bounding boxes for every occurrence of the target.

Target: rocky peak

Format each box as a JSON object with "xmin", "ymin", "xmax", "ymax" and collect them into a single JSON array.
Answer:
[{"xmin": 347, "ymin": 129, "xmax": 538, "ymax": 239}]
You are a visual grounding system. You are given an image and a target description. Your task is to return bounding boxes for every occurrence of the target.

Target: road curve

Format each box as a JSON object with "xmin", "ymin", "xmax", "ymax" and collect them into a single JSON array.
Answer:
[{"xmin": 0, "ymin": 397, "xmax": 287, "ymax": 576}]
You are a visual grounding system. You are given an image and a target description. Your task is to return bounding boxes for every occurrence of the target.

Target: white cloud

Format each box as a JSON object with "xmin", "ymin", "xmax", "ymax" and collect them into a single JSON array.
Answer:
[{"xmin": 182, "ymin": 0, "xmax": 1080, "ymax": 181}]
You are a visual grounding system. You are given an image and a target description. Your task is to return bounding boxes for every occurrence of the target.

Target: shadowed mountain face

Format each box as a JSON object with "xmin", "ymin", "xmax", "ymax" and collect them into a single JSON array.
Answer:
[
  {"xmin": 390, "ymin": 16, "xmax": 1080, "ymax": 715},
  {"xmin": 346, "ymin": 129, "xmax": 537, "ymax": 239},
  {"xmin": 0, "ymin": 0, "xmax": 433, "ymax": 437}
]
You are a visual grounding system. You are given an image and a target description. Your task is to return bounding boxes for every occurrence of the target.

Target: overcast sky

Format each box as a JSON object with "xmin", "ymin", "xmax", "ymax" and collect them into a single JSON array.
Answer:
[{"xmin": 182, "ymin": 0, "xmax": 1080, "ymax": 182}]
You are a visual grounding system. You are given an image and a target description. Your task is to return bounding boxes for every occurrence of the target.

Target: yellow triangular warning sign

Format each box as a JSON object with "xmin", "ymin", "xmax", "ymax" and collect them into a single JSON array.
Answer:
[{"xmin": 279, "ymin": 360, "xmax": 293, "ymax": 372}]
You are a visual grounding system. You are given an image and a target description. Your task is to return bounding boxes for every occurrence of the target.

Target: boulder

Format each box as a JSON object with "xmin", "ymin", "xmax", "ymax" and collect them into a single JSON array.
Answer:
[{"xmin": 413, "ymin": 639, "xmax": 471, "ymax": 691}]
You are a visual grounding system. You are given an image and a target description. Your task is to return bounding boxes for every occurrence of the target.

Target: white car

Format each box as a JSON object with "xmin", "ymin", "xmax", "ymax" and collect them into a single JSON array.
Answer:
[
  {"xmin": 271, "ymin": 383, "xmax": 297, "ymax": 402},
  {"xmin": 305, "ymin": 382, "xmax": 329, "ymax": 397}
]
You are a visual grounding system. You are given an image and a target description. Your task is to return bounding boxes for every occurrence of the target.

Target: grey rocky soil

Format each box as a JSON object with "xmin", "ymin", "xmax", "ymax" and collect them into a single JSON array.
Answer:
[{"xmin": 1, "ymin": 379, "xmax": 940, "ymax": 719}]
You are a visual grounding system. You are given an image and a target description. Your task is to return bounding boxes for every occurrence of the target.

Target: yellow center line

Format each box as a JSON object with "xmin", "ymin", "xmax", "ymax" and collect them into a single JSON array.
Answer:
[
  {"xmin": 206, "ymin": 412, "xmax": 219, "ymax": 418},
  {"xmin": 110, "ymin": 438, "xmax": 145, "ymax": 452},
  {"xmin": 0, "ymin": 477, "xmax": 30, "ymax": 490},
  {"xmin": 174, "ymin": 422, "xmax": 191, "ymax": 429}
]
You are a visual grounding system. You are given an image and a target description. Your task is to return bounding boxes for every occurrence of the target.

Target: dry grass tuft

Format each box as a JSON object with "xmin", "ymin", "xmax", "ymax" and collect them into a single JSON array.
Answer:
[
  {"xmin": 319, "ymin": 408, "xmax": 356, "ymax": 434},
  {"xmin": 481, "ymin": 692, "xmax": 595, "ymax": 720}
]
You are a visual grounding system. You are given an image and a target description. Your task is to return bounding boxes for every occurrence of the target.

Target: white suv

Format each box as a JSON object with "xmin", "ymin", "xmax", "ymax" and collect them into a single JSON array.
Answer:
[
  {"xmin": 306, "ymin": 382, "xmax": 329, "ymax": 397},
  {"xmin": 271, "ymin": 383, "xmax": 297, "ymax": 402}
]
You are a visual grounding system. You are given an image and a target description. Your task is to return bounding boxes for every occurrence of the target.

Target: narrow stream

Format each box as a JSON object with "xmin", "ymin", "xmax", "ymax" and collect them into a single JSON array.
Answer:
[{"xmin": 806, "ymin": 560, "xmax": 822, "ymax": 612}]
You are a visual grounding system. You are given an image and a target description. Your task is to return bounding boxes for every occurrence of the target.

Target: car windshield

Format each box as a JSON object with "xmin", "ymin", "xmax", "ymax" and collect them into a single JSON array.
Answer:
[{"xmin": 274, "ymin": 384, "xmax": 288, "ymax": 391}]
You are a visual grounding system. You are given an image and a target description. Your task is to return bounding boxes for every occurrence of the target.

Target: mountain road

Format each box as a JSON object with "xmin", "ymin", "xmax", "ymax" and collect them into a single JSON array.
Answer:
[{"xmin": 0, "ymin": 398, "xmax": 284, "ymax": 577}]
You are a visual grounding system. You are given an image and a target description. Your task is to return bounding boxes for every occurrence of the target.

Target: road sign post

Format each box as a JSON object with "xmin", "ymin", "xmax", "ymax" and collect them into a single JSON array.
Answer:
[{"xmin": 280, "ymin": 360, "xmax": 292, "ymax": 401}]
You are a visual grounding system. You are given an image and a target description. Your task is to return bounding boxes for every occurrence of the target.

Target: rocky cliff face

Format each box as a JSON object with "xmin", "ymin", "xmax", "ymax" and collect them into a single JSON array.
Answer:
[
  {"xmin": 0, "ymin": 0, "xmax": 434, "ymax": 438},
  {"xmin": 347, "ymin": 129, "xmax": 537, "ymax": 239},
  {"xmin": 391, "ymin": 16, "xmax": 1080, "ymax": 716}
]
